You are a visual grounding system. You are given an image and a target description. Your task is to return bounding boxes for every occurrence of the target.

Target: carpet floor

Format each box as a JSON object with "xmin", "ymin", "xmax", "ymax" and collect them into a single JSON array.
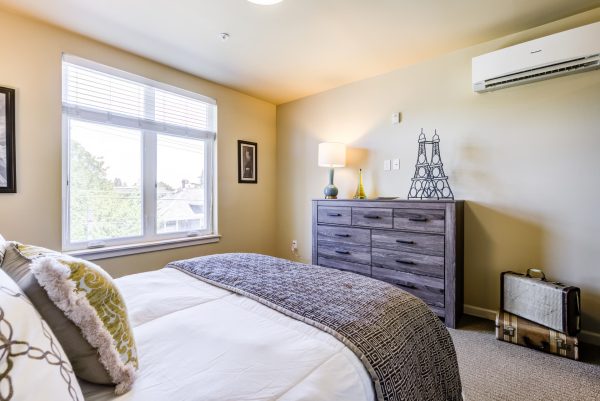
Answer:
[{"xmin": 449, "ymin": 316, "xmax": 600, "ymax": 401}]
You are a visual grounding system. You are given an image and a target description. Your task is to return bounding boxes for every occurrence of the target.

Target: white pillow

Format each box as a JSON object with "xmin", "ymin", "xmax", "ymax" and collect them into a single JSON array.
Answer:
[{"xmin": 0, "ymin": 268, "xmax": 84, "ymax": 401}]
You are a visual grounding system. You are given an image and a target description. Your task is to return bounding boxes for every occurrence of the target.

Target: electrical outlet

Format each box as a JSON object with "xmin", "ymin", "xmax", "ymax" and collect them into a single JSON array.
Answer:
[
  {"xmin": 391, "ymin": 112, "xmax": 401, "ymax": 125},
  {"xmin": 291, "ymin": 240, "xmax": 298, "ymax": 253}
]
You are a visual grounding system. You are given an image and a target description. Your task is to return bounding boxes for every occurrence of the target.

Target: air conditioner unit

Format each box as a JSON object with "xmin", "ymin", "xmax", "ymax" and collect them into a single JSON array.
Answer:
[{"xmin": 472, "ymin": 22, "xmax": 600, "ymax": 92}]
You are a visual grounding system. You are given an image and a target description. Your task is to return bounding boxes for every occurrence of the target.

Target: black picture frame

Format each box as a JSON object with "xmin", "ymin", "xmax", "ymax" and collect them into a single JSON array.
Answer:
[
  {"xmin": 0, "ymin": 86, "xmax": 16, "ymax": 193},
  {"xmin": 237, "ymin": 140, "xmax": 257, "ymax": 184}
]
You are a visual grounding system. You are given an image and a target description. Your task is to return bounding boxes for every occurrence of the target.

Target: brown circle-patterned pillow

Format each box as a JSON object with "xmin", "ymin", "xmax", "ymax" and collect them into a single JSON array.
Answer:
[{"xmin": 0, "ymin": 268, "xmax": 84, "ymax": 401}]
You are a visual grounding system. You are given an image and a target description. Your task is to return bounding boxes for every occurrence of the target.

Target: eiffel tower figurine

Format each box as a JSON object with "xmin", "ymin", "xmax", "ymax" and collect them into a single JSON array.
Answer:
[{"xmin": 407, "ymin": 129, "xmax": 454, "ymax": 200}]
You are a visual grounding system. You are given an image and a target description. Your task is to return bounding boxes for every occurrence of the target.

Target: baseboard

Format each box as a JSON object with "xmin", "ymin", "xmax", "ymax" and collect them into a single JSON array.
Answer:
[
  {"xmin": 581, "ymin": 330, "xmax": 600, "ymax": 346},
  {"xmin": 463, "ymin": 304, "xmax": 497, "ymax": 321},
  {"xmin": 463, "ymin": 304, "xmax": 600, "ymax": 346}
]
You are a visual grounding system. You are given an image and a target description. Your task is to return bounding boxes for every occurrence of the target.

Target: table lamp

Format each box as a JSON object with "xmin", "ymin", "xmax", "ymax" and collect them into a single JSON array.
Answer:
[{"xmin": 318, "ymin": 142, "xmax": 346, "ymax": 199}]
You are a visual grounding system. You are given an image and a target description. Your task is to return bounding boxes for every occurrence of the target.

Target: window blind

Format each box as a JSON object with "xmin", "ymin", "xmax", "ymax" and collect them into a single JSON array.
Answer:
[{"xmin": 62, "ymin": 54, "xmax": 217, "ymax": 139}]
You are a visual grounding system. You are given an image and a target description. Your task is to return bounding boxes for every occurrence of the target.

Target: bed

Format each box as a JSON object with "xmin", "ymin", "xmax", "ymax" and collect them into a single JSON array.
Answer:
[
  {"xmin": 81, "ymin": 253, "xmax": 462, "ymax": 401},
  {"xmin": 0, "ymin": 241, "xmax": 462, "ymax": 401},
  {"xmin": 81, "ymin": 267, "xmax": 375, "ymax": 401}
]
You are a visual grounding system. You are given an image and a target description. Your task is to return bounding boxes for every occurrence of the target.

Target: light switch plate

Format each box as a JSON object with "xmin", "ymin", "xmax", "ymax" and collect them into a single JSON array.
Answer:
[
  {"xmin": 384, "ymin": 160, "xmax": 391, "ymax": 171},
  {"xmin": 391, "ymin": 112, "xmax": 401, "ymax": 125},
  {"xmin": 392, "ymin": 158, "xmax": 400, "ymax": 170}
]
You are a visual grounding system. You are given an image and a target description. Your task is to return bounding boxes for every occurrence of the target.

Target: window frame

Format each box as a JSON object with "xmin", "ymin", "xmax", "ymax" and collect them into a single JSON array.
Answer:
[{"xmin": 61, "ymin": 55, "xmax": 219, "ymax": 258}]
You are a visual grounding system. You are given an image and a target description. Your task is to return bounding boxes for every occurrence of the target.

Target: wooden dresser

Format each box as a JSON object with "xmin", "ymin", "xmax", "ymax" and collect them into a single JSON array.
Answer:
[{"xmin": 312, "ymin": 199, "xmax": 463, "ymax": 328}]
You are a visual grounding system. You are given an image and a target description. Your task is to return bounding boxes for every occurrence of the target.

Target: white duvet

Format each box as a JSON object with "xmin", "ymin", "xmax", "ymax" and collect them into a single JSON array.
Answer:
[{"xmin": 81, "ymin": 268, "xmax": 375, "ymax": 401}]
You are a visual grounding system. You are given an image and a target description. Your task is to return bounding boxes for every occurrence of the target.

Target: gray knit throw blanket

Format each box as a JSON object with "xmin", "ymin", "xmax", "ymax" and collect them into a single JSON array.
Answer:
[{"xmin": 167, "ymin": 253, "xmax": 462, "ymax": 401}]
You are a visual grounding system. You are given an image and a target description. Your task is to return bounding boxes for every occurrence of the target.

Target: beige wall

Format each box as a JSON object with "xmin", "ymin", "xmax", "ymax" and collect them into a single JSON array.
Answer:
[
  {"xmin": 276, "ymin": 9, "xmax": 600, "ymax": 334},
  {"xmin": 0, "ymin": 9, "xmax": 277, "ymax": 277},
  {"xmin": 2, "ymin": 5, "xmax": 599, "ymax": 336}
]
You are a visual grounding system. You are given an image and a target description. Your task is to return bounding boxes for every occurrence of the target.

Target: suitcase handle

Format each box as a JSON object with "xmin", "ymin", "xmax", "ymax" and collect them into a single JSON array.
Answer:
[{"xmin": 526, "ymin": 268, "xmax": 546, "ymax": 281}]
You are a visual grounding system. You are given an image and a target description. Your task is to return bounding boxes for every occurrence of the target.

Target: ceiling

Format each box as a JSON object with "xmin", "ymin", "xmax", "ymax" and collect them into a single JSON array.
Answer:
[{"xmin": 1, "ymin": 0, "xmax": 598, "ymax": 104}]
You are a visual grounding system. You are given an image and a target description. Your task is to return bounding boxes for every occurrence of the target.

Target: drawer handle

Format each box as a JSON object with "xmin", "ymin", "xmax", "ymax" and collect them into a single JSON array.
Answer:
[
  {"xmin": 397, "ymin": 283, "xmax": 417, "ymax": 290},
  {"xmin": 426, "ymin": 286, "xmax": 444, "ymax": 294},
  {"xmin": 335, "ymin": 250, "xmax": 350, "ymax": 255},
  {"xmin": 327, "ymin": 213, "xmax": 342, "ymax": 217},
  {"xmin": 409, "ymin": 217, "xmax": 428, "ymax": 222},
  {"xmin": 396, "ymin": 239, "xmax": 415, "ymax": 244},
  {"xmin": 364, "ymin": 214, "xmax": 381, "ymax": 219},
  {"xmin": 335, "ymin": 234, "xmax": 351, "ymax": 238},
  {"xmin": 396, "ymin": 259, "xmax": 416, "ymax": 265}
]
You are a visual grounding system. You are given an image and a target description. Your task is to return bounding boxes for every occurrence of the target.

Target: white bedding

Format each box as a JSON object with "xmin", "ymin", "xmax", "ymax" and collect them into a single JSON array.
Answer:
[{"xmin": 81, "ymin": 268, "xmax": 375, "ymax": 401}]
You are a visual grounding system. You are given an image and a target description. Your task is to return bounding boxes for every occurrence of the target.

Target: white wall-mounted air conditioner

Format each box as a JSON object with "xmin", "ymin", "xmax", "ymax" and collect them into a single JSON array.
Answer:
[{"xmin": 472, "ymin": 22, "xmax": 600, "ymax": 93}]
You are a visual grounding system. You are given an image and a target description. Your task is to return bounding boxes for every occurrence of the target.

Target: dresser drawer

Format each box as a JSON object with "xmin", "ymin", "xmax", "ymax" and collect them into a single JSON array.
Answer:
[
  {"xmin": 372, "ymin": 248, "xmax": 444, "ymax": 278},
  {"xmin": 317, "ymin": 225, "xmax": 370, "ymax": 246},
  {"xmin": 352, "ymin": 208, "xmax": 393, "ymax": 228},
  {"xmin": 372, "ymin": 267, "xmax": 444, "ymax": 308},
  {"xmin": 393, "ymin": 209, "xmax": 445, "ymax": 233},
  {"xmin": 318, "ymin": 257, "xmax": 371, "ymax": 276},
  {"xmin": 318, "ymin": 206, "xmax": 351, "ymax": 225},
  {"xmin": 317, "ymin": 241, "xmax": 371, "ymax": 265},
  {"xmin": 372, "ymin": 230, "xmax": 444, "ymax": 256}
]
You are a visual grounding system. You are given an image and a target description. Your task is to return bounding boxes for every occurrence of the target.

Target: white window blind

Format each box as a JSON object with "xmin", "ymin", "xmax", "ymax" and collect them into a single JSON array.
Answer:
[{"xmin": 62, "ymin": 54, "xmax": 216, "ymax": 139}]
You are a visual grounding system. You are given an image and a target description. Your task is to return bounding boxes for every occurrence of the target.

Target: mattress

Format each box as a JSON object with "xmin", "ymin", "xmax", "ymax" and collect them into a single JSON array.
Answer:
[{"xmin": 80, "ymin": 268, "xmax": 374, "ymax": 401}]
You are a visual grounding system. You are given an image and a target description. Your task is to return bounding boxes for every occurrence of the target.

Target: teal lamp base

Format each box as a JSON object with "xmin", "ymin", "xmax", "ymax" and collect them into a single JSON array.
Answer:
[
  {"xmin": 324, "ymin": 184, "xmax": 339, "ymax": 199},
  {"xmin": 324, "ymin": 168, "xmax": 338, "ymax": 199}
]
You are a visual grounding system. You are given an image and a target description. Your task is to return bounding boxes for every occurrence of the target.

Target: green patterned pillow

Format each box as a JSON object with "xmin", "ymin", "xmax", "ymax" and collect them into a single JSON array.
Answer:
[{"xmin": 0, "ymin": 242, "xmax": 138, "ymax": 394}]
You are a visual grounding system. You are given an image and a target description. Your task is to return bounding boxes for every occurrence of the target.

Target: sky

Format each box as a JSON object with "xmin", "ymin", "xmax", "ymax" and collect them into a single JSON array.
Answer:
[{"xmin": 71, "ymin": 119, "xmax": 204, "ymax": 188}]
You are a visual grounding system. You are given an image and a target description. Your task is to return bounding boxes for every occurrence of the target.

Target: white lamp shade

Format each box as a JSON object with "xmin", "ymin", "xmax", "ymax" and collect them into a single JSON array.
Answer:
[{"xmin": 318, "ymin": 142, "xmax": 346, "ymax": 167}]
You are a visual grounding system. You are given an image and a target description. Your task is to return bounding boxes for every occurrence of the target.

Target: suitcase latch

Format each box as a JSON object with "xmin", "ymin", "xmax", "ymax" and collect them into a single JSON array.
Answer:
[
  {"xmin": 555, "ymin": 339, "xmax": 571, "ymax": 351},
  {"xmin": 503, "ymin": 326, "xmax": 515, "ymax": 336}
]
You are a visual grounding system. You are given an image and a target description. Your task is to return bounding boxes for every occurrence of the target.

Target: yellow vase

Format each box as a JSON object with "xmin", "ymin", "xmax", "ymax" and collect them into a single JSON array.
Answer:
[{"xmin": 353, "ymin": 169, "xmax": 367, "ymax": 199}]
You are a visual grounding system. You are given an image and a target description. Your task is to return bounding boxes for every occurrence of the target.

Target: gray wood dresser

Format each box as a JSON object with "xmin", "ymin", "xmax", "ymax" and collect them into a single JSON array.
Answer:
[{"xmin": 312, "ymin": 199, "xmax": 463, "ymax": 328}]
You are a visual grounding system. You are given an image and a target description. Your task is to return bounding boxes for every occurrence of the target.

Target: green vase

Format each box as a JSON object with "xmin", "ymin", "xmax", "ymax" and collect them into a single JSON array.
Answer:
[{"xmin": 353, "ymin": 169, "xmax": 367, "ymax": 199}]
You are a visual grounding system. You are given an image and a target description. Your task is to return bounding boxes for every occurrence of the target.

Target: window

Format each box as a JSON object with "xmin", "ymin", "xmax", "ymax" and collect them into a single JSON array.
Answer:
[{"xmin": 62, "ymin": 55, "xmax": 217, "ymax": 255}]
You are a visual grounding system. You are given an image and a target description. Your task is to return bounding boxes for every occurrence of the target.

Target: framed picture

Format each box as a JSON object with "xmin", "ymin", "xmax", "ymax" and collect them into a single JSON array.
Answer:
[
  {"xmin": 237, "ymin": 140, "xmax": 257, "ymax": 184},
  {"xmin": 0, "ymin": 86, "xmax": 16, "ymax": 193}
]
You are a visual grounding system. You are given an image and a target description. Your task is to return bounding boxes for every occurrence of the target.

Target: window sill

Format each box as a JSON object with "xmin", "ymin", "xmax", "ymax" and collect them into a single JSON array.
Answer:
[{"xmin": 66, "ymin": 234, "xmax": 221, "ymax": 261}]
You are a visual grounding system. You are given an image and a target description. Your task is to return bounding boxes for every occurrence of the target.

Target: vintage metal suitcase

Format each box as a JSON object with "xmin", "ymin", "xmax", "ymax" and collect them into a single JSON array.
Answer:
[
  {"xmin": 495, "ymin": 311, "xmax": 579, "ymax": 360},
  {"xmin": 501, "ymin": 269, "xmax": 580, "ymax": 335}
]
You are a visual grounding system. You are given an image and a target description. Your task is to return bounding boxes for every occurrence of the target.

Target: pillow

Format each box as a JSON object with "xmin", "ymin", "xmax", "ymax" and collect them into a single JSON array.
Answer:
[
  {"xmin": 0, "ymin": 268, "xmax": 84, "ymax": 401},
  {"xmin": 1, "ymin": 243, "xmax": 138, "ymax": 394}
]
